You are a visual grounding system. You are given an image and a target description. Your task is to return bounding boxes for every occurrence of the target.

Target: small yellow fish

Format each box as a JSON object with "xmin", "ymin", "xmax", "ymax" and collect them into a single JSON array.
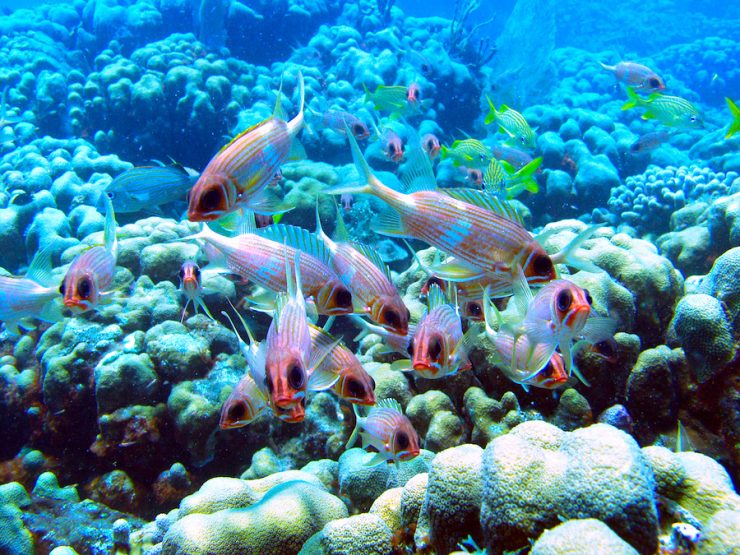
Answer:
[
  {"xmin": 484, "ymin": 98, "xmax": 537, "ymax": 149},
  {"xmin": 622, "ymin": 86, "xmax": 703, "ymax": 129}
]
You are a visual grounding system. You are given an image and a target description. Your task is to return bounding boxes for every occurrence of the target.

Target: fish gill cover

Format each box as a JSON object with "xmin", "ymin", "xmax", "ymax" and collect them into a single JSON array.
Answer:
[{"xmin": 0, "ymin": 0, "xmax": 738, "ymax": 554}]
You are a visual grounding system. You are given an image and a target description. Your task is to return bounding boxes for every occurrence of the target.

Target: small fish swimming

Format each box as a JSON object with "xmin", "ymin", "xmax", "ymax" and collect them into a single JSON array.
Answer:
[
  {"xmin": 351, "ymin": 315, "xmax": 413, "ymax": 357},
  {"xmin": 101, "ymin": 164, "xmax": 197, "ymax": 214},
  {"xmin": 60, "ymin": 195, "xmax": 118, "ymax": 313},
  {"xmin": 315, "ymin": 201, "xmax": 409, "ymax": 335},
  {"xmin": 219, "ymin": 373, "xmax": 269, "ymax": 429},
  {"xmin": 629, "ymin": 131, "xmax": 670, "ymax": 153},
  {"xmin": 420, "ymin": 133, "xmax": 441, "ymax": 159},
  {"xmin": 599, "ymin": 61, "xmax": 665, "ymax": 92},
  {"xmin": 484, "ymin": 99, "xmax": 537, "ymax": 149},
  {"xmin": 440, "ymin": 138, "xmax": 492, "ymax": 168},
  {"xmin": 187, "ymin": 72, "xmax": 304, "ymax": 221},
  {"xmin": 490, "ymin": 144, "xmax": 537, "ymax": 172},
  {"xmin": 186, "ymin": 213, "xmax": 354, "ymax": 316},
  {"xmin": 312, "ymin": 109, "xmax": 370, "ymax": 140},
  {"xmin": 459, "ymin": 166, "xmax": 483, "ymax": 187},
  {"xmin": 379, "ymin": 127, "xmax": 405, "ymax": 163},
  {"xmin": 178, "ymin": 261, "xmax": 214, "ymax": 323},
  {"xmin": 0, "ymin": 243, "xmax": 61, "ymax": 336},
  {"xmin": 725, "ymin": 97, "xmax": 740, "ymax": 139},
  {"xmin": 391, "ymin": 284, "xmax": 476, "ymax": 379},
  {"xmin": 622, "ymin": 87, "xmax": 703, "ymax": 129},
  {"xmin": 482, "ymin": 156, "xmax": 542, "ymax": 198},
  {"xmin": 309, "ymin": 323, "xmax": 376, "ymax": 406},
  {"xmin": 407, "ymin": 83, "xmax": 421, "ymax": 105},
  {"xmin": 364, "ymin": 84, "xmax": 411, "ymax": 112},
  {"xmin": 346, "ymin": 398, "xmax": 420, "ymax": 466}
]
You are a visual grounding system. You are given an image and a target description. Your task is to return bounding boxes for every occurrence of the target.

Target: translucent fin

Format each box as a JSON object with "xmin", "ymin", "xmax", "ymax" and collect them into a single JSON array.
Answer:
[
  {"xmin": 38, "ymin": 299, "xmax": 63, "ymax": 324},
  {"xmin": 346, "ymin": 404, "xmax": 363, "ymax": 449},
  {"xmin": 274, "ymin": 292, "xmax": 289, "ymax": 332},
  {"xmin": 25, "ymin": 241, "xmax": 57, "ymax": 287},
  {"xmin": 401, "ymin": 131, "xmax": 437, "ymax": 192},
  {"xmin": 372, "ymin": 206, "xmax": 407, "ymax": 237},
  {"xmin": 549, "ymin": 225, "xmax": 602, "ymax": 273},
  {"xmin": 390, "ymin": 359, "xmax": 413, "ymax": 372},
  {"xmin": 376, "ymin": 397, "xmax": 403, "ymax": 413},
  {"xmin": 333, "ymin": 199, "xmax": 350, "ymax": 242},
  {"xmin": 364, "ymin": 452, "xmax": 389, "ymax": 467},
  {"xmin": 441, "ymin": 188, "xmax": 524, "ymax": 226},
  {"xmin": 258, "ymin": 224, "xmax": 331, "ymax": 264},
  {"xmin": 428, "ymin": 258, "xmax": 487, "ymax": 282},
  {"xmin": 102, "ymin": 193, "xmax": 118, "ymax": 259},
  {"xmin": 288, "ymin": 139, "xmax": 306, "ymax": 161},
  {"xmin": 272, "ymin": 75, "xmax": 285, "ymax": 119},
  {"xmin": 511, "ymin": 266, "xmax": 533, "ymax": 317},
  {"xmin": 426, "ymin": 282, "xmax": 447, "ymax": 311},
  {"xmin": 582, "ymin": 316, "xmax": 618, "ymax": 343},
  {"xmin": 307, "ymin": 362, "xmax": 341, "ymax": 391},
  {"xmin": 246, "ymin": 289, "xmax": 278, "ymax": 313},
  {"xmin": 249, "ymin": 192, "xmax": 295, "ymax": 216},
  {"xmin": 351, "ymin": 242, "xmax": 393, "ymax": 281},
  {"xmin": 194, "ymin": 296, "xmax": 215, "ymax": 320}
]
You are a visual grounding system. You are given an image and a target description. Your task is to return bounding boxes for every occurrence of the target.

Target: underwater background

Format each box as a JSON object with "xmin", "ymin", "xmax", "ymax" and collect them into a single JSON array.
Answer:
[{"xmin": 0, "ymin": 0, "xmax": 739, "ymax": 554}]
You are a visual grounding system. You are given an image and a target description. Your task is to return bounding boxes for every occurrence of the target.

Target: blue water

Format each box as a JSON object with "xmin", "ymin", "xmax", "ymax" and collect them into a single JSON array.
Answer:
[{"xmin": 0, "ymin": 1, "xmax": 738, "ymax": 554}]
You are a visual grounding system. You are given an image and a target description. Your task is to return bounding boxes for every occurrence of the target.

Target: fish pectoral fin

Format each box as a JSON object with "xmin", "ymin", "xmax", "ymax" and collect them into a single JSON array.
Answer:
[
  {"xmin": 582, "ymin": 316, "xmax": 618, "ymax": 343},
  {"xmin": 249, "ymin": 192, "xmax": 295, "ymax": 216},
  {"xmin": 390, "ymin": 359, "xmax": 413, "ymax": 372},
  {"xmin": 363, "ymin": 451, "xmax": 388, "ymax": 467},
  {"xmin": 39, "ymin": 299, "xmax": 64, "ymax": 323},
  {"xmin": 428, "ymin": 259, "xmax": 487, "ymax": 282},
  {"xmin": 307, "ymin": 364, "xmax": 340, "ymax": 392},
  {"xmin": 371, "ymin": 207, "xmax": 407, "ymax": 237},
  {"xmin": 245, "ymin": 290, "xmax": 278, "ymax": 312}
]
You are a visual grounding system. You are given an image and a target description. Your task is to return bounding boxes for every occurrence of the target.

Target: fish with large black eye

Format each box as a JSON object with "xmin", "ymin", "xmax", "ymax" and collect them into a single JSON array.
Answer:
[{"xmin": 346, "ymin": 398, "xmax": 420, "ymax": 466}]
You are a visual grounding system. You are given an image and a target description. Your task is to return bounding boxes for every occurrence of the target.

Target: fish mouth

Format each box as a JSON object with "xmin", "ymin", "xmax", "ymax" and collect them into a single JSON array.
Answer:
[{"xmin": 63, "ymin": 299, "xmax": 89, "ymax": 313}]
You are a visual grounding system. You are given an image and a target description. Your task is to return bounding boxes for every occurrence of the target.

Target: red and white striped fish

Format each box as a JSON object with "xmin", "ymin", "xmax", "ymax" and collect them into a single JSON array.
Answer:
[
  {"xmin": 315, "ymin": 201, "xmax": 409, "ymax": 336},
  {"xmin": 178, "ymin": 260, "xmax": 214, "ymax": 322},
  {"xmin": 219, "ymin": 373, "xmax": 268, "ymax": 429},
  {"xmin": 330, "ymin": 129, "xmax": 558, "ymax": 293},
  {"xmin": 309, "ymin": 323, "xmax": 376, "ymax": 406},
  {"xmin": 346, "ymin": 398, "xmax": 420, "ymax": 466},
  {"xmin": 0, "ymin": 243, "xmax": 61, "ymax": 335},
  {"xmin": 61, "ymin": 196, "xmax": 118, "ymax": 313},
  {"xmin": 187, "ymin": 72, "xmax": 305, "ymax": 221},
  {"xmin": 488, "ymin": 330, "xmax": 569, "ymax": 391},
  {"xmin": 185, "ymin": 214, "xmax": 354, "ymax": 316},
  {"xmin": 392, "ymin": 284, "xmax": 475, "ymax": 379}
]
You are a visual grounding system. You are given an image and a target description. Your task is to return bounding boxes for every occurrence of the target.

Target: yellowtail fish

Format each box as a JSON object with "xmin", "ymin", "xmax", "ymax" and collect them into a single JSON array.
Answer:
[
  {"xmin": 482, "ymin": 156, "xmax": 542, "ymax": 198},
  {"xmin": 484, "ymin": 98, "xmax": 537, "ymax": 149},
  {"xmin": 364, "ymin": 84, "xmax": 410, "ymax": 112},
  {"xmin": 725, "ymin": 97, "xmax": 740, "ymax": 139},
  {"xmin": 187, "ymin": 72, "xmax": 304, "ymax": 221},
  {"xmin": 391, "ymin": 284, "xmax": 477, "ymax": 379},
  {"xmin": 60, "ymin": 196, "xmax": 118, "ymax": 313},
  {"xmin": 178, "ymin": 261, "xmax": 214, "ymax": 323},
  {"xmin": 315, "ymin": 201, "xmax": 409, "ymax": 336},
  {"xmin": 622, "ymin": 86, "xmax": 703, "ymax": 128},
  {"xmin": 0, "ymin": 243, "xmax": 61, "ymax": 335},
  {"xmin": 346, "ymin": 398, "xmax": 420, "ymax": 466},
  {"xmin": 101, "ymin": 164, "xmax": 197, "ymax": 214},
  {"xmin": 599, "ymin": 61, "xmax": 665, "ymax": 92},
  {"xmin": 185, "ymin": 213, "xmax": 354, "ymax": 316},
  {"xmin": 309, "ymin": 323, "xmax": 376, "ymax": 406},
  {"xmin": 253, "ymin": 253, "xmax": 338, "ymax": 423},
  {"xmin": 331, "ymin": 130, "xmax": 558, "ymax": 292},
  {"xmin": 439, "ymin": 138, "xmax": 492, "ymax": 168}
]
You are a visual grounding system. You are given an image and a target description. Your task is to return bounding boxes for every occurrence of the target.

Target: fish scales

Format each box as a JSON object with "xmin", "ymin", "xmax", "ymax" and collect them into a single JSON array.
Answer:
[{"xmin": 219, "ymin": 120, "xmax": 290, "ymax": 178}]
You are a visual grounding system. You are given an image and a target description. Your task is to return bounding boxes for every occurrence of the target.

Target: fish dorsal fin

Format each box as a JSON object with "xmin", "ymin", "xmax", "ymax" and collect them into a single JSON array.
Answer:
[
  {"xmin": 376, "ymin": 397, "xmax": 403, "ymax": 413},
  {"xmin": 401, "ymin": 132, "xmax": 437, "ymax": 193},
  {"xmin": 273, "ymin": 76, "xmax": 286, "ymax": 119},
  {"xmin": 333, "ymin": 200, "xmax": 350, "ymax": 242},
  {"xmin": 25, "ymin": 241, "xmax": 57, "ymax": 287},
  {"xmin": 258, "ymin": 224, "xmax": 330, "ymax": 265},
  {"xmin": 441, "ymin": 188, "xmax": 524, "ymax": 226},
  {"xmin": 225, "ymin": 297, "xmax": 258, "ymax": 345},
  {"xmin": 351, "ymin": 241, "xmax": 393, "ymax": 281},
  {"xmin": 218, "ymin": 119, "xmax": 270, "ymax": 155},
  {"xmin": 274, "ymin": 292, "xmax": 288, "ymax": 332},
  {"xmin": 426, "ymin": 282, "xmax": 447, "ymax": 311},
  {"xmin": 511, "ymin": 265, "xmax": 533, "ymax": 316}
]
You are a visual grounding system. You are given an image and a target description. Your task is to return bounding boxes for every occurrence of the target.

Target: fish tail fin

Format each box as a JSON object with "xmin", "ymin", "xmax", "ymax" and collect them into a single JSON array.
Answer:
[
  {"xmin": 288, "ymin": 71, "xmax": 305, "ymax": 136},
  {"xmin": 333, "ymin": 199, "xmax": 350, "ymax": 242},
  {"xmin": 621, "ymin": 86, "xmax": 642, "ymax": 111},
  {"xmin": 483, "ymin": 95, "xmax": 498, "ymax": 125},
  {"xmin": 549, "ymin": 225, "xmax": 603, "ymax": 273},
  {"xmin": 195, "ymin": 296, "xmax": 215, "ymax": 321},
  {"xmin": 507, "ymin": 156, "xmax": 542, "ymax": 196},
  {"xmin": 325, "ymin": 125, "xmax": 381, "ymax": 197},
  {"xmin": 598, "ymin": 61, "xmax": 615, "ymax": 72},
  {"xmin": 102, "ymin": 193, "xmax": 118, "ymax": 259},
  {"xmin": 725, "ymin": 97, "xmax": 740, "ymax": 139},
  {"xmin": 346, "ymin": 405, "xmax": 363, "ymax": 449}
]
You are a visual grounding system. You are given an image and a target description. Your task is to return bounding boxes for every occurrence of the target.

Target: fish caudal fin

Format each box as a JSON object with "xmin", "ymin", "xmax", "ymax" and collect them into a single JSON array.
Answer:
[
  {"xmin": 483, "ymin": 95, "xmax": 498, "ymax": 125},
  {"xmin": 621, "ymin": 86, "xmax": 642, "ymax": 111},
  {"xmin": 287, "ymin": 71, "xmax": 305, "ymax": 136},
  {"xmin": 725, "ymin": 97, "xmax": 740, "ymax": 139},
  {"xmin": 549, "ymin": 225, "xmax": 603, "ymax": 274},
  {"xmin": 346, "ymin": 404, "xmax": 363, "ymax": 449}
]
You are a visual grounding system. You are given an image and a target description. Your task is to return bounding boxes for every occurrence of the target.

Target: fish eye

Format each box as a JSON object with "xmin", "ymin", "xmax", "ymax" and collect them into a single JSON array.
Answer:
[
  {"xmin": 178, "ymin": 268, "xmax": 185, "ymax": 279},
  {"xmin": 346, "ymin": 378, "xmax": 364, "ymax": 397},
  {"xmin": 106, "ymin": 191, "xmax": 115, "ymax": 199},
  {"xmin": 352, "ymin": 124, "xmax": 364, "ymax": 136},
  {"xmin": 77, "ymin": 277, "xmax": 92, "ymax": 299},
  {"xmin": 689, "ymin": 115, "xmax": 697, "ymax": 122},
  {"xmin": 334, "ymin": 288, "xmax": 352, "ymax": 308},
  {"xmin": 467, "ymin": 302, "xmax": 482, "ymax": 317},
  {"xmin": 421, "ymin": 64, "xmax": 430, "ymax": 73},
  {"xmin": 648, "ymin": 77, "xmax": 660, "ymax": 87},
  {"xmin": 408, "ymin": 338, "xmax": 414, "ymax": 356},
  {"xmin": 193, "ymin": 266, "xmax": 201, "ymax": 277},
  {"xmin": 396, "ymin": 431, "xmax": 409, "ymax": 450},
  {"xmin": 532, "ymin": 254, "xmax": 553, "ymax": 276},
  {"xmin": 369, "ymin": 376, "xmax": 376, "ymax": 390},
  {"xmin": 227, "ymin": 402, "xmax": 247, "ymax": 422},
  {"xmin": 384, "ymin": 309, "xmax": 399, "ymax": 327},
  {"xmin": 557, "ymin": 289, "xmax": 573, "ymax": 312},
  {"xmin": 59, "ymin": 282, "xmax": 66, "ymax": 295},
  {"xmin": 429, "ymin": 337, "xmax": 443, "ymax": 361},
  {"xmin": 595, "ymin": 340, "xmax": 615, "ymax": 358},
  {"xmin": 288, "ymin": 365, "xmax": 305, "ymax": 389},
  {"xmin": 265, "ymin": 375, "xmax": 274, "ymax": 394},
  {"xmin": 584, "ymin": 289, "xmax": 593, "ymax": 305},
  {"xmin": 200, "ymin": 188, "xmax": 222, "ymax": 212}
]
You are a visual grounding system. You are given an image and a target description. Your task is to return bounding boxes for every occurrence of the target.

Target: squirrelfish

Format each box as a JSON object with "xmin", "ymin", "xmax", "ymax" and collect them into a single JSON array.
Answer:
[
  {"xmin": 186, "ymin": 213, "xmax": 354, "ymax": 316},
  {"xmin": 407, "ymin": 83, "xmax": 421, "ymax": 105},
  {"xmin": 484, "ymin": 98, "xmax": 536, "ymax": 149},
  {"xmin": 381, "ymin": 127, "xmax": 405, "ymax": 163},
  {"xmin": 102, "ymin": 164, "xmax": 197, "ymax": 214},
  {"xmin": 622, "ymin": 86, "xmax": 703, "ymax": 129},
  {"xmin": 309, "ymin": 323, "xmax": 376, "ymax": 406},
  {"xmin": 488, "ymin": 329, "xmax": 569, "ymax": 391},
  {"xmin": 392, "ymin": 284, "xmax": 475, "ymax": 379},
  {"xmin": 330, "ymin": 131, "xmax": 558, "ymax": 293},
  {"xmin": 314, "ymin": 109, "xmax": 370, "ymax": 140},
  {"xmin": 346, "ymin": 398, "xmax": 420, "ymax": 466},
  {"xmin": 0, "ymin": 243, "xmax": 61, "ymax": 335},
  {"xmin": 61, "ymin": 195, "xmax": 118, "ymax": 313},
  {"xmin": 725, "ymin": 97, "xmax": 740, "ymax": 140},
  {"xmin": 629, "ymin": 131, "xmax": 670, "ymax": 153},
  {"xmin": 187, "ymin": 72, "xmax": 304, "ymax": 221},
  {"xmin": 490, "ymin": 144, "xmax": 536, "ymax": 172},
  {"xmin": 178, "ymin": 261, "xmax": 214, "ymax": 322},
  {"xmin": 219, "ymin": 374, "xmax": 268, "ymax": 429},
  {"xmin": 421, "ymin": 133, "xmax": 441, "ymax": 159},
  {"xmin": 315, "ymin": 201, "xmax": 409, "ymax": 335},
  {"xmin": 599, "ymin": 61, "xmax": 665, "ymax": 92},
  {"xmin": 351, "ymin": 315, "xmax": 413, "ymax": 357}
]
